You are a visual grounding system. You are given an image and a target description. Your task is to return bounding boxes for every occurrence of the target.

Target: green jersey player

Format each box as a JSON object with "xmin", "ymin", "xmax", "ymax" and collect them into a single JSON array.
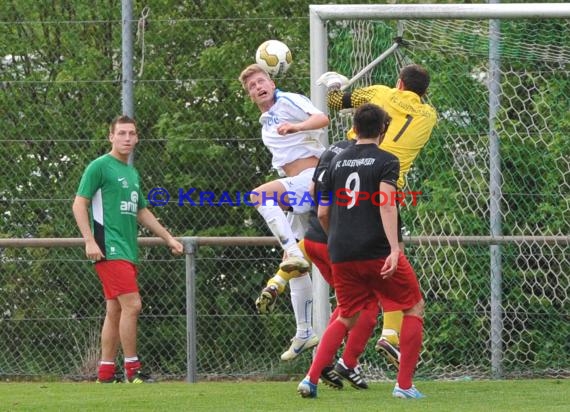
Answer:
[{"xmin": 72, "ymin": 115, "xmax": 183, "ymax": 383}]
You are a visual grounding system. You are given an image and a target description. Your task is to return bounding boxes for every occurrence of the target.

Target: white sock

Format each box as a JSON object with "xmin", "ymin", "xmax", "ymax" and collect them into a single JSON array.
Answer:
[
  {"xmin": 290, "ymin": 273, "xmax": 313, "ymax": 338},
  {"xmin": 287, "ymin": 212, "xmax": 309, "ymax": 241},
  {"xmin": 99, "ymin": 360, "xmax": 114, "ymax": 365},
  {"xmin": 257, "ymin": 201, "xmax": 302, "ymax": 257},
  {"xmin": 124, "ymin": 356, "xmax": 138, "ymax": 363}
]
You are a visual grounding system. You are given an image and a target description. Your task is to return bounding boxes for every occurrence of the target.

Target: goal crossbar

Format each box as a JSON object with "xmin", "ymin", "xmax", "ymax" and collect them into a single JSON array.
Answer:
[{"xmin": 310, "ymin": 3, "xmax": 570, "ymax": 20}]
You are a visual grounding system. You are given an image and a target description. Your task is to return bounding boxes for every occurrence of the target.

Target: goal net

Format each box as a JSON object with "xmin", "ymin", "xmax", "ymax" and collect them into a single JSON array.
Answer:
[{"xmin": 310, "ymin": 4, "xmax": 570, "ymax": 380}]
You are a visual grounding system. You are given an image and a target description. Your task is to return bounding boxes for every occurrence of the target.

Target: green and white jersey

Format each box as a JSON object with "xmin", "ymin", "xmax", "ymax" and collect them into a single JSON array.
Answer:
[{"xmin": 76, "ymin": 154, "xmax": 148, "ymax": 264}]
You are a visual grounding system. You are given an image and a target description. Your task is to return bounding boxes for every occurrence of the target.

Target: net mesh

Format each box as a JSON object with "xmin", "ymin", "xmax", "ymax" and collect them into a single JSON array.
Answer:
[{"xmin": 325, "ymin": 17, "xmax": 569, "ymax": 379}]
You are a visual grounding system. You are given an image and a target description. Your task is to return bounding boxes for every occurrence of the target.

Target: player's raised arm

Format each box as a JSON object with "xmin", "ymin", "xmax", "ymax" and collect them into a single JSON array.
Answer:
[
  {"xmin": 379, "ymin": 180, "xmax": 400, "ymax": 278},
  {"xmin": 277, "ymin": 112, "xmax": 329, "ymax": 135}
]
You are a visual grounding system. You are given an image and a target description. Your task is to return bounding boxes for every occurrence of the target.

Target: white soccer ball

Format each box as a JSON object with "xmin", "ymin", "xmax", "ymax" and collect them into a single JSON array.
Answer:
[{"xmin": 255, "ymin": 40, "xmax": 292, "ymax": 77}]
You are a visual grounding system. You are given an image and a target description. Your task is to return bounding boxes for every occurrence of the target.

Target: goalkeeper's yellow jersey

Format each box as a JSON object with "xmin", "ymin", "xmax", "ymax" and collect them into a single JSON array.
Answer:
[{"xmin": 328, "ymin": 85, "xmax": 437, "ymax": 189}]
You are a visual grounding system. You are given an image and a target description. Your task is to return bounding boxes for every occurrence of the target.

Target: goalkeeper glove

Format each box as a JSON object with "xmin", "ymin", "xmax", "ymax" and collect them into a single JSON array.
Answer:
[{"xmin": 316, "ymin": 71, "xmax": 349, "ymax": 90}]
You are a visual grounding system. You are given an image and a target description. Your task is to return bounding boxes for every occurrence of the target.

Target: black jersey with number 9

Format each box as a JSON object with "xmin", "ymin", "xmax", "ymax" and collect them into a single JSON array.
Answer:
[{"xmin": 321, "ymin": 143, "xmax": 399, "ymax": 263}]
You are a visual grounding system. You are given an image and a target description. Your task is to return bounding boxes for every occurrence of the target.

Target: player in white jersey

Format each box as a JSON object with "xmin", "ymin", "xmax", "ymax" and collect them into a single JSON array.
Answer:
[
  {"xmin": 239, "ymin": 64, "xmax": 329, "ymax": 359},
  {"xmin": 259, "ymin": 91, "xmax": 325, "ymax": 173}
]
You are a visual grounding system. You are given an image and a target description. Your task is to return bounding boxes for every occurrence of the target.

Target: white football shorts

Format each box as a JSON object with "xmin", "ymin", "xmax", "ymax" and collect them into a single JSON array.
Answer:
[{"xmin": 277, "ymin": 167, "xmax": 315, "ymax": 215}]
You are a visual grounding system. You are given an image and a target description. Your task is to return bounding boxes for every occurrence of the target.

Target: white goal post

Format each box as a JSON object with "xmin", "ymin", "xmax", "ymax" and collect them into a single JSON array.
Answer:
[{"xmin": 308, "ymin": 3, "xmax": 570, "ymax": 379}]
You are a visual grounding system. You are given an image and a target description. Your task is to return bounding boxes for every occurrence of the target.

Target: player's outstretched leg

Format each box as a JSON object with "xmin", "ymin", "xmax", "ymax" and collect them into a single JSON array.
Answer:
[
  {"xmin": 297, "ymin": 376, "xmax": 318, "ymax": 398},
  {"xmin": 254, "ymin": 267, "xmax": 304, "ymax": 314},
  {"xmin": 254, "ymin": 193, "xmax": 310, "ymax": 272},
  {"xmin": 281, "ymin": 333, "xmax": 319, "ymax": 361},
  {"xmin": 279, "ymin": 255, "xmax": 310, "ymax": 272},
  {"xmin": 255, "ymin": 284, "xmax": 278, "ymax": 314}
]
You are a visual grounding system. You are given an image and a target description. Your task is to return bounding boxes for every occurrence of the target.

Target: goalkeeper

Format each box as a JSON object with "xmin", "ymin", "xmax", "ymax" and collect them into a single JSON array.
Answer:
[{"xmin": 319, "ymin": 63, "xmax": 437, "ymax": 368}]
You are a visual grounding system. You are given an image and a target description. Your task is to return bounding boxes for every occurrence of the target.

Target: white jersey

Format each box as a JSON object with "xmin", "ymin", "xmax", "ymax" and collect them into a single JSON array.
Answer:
[{"xmin": 259, "ymin": 89, "xmax": 326, "ymax": 173}]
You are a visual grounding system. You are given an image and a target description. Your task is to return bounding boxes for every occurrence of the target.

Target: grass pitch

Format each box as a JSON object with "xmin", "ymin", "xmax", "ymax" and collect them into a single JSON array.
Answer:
[{"xmin": 0, "ymin": 379, "xmax": 567, "ymax": 411}]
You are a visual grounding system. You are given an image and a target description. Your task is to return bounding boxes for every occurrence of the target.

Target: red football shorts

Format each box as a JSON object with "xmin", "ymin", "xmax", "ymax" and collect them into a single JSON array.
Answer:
[
  {"xmin": 304, "ymin": 239, "xmax": 333, "ymax": 287},
  {"xmin": 95, "ymin": 259, "xmax": 139, "ymax": 300},
  {"xmin": 332, "ymin": 252, "xmax": 422, "ymax": 318}
]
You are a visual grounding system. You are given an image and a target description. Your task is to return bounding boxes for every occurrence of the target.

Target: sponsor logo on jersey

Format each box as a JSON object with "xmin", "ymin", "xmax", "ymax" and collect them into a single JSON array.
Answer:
[
  {"xmin": 117, "ymin": 177, "xmax": 129, "ymax": 188},
  {"xmin": 120, "ymin": 191, "xmax": 139, "ymax": 214}
]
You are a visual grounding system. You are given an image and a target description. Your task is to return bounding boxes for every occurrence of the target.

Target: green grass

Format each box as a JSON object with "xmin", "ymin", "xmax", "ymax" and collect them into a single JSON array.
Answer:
[{"xmin": 0, "ymin": 379, "xmax": 568, "ymax": 412}]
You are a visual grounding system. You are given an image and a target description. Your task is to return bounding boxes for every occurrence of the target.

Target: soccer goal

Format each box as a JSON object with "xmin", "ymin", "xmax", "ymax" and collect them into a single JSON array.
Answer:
[{"xmin": 309, "ymin": 3, "xmax": 570, "ymax": 380}]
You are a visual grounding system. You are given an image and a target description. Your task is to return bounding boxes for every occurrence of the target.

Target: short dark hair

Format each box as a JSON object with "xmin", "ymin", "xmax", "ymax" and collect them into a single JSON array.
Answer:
[
  {"xmin": 110, "ymin": 115, "xmax": 136, "ymax": 133},
  {"xmin": 353, "ymin": 103, "xmax": 391, "ymax": 140},
  {"xmin": 400, "ymin": 64, "xmax": 430, "ymax": 97}
]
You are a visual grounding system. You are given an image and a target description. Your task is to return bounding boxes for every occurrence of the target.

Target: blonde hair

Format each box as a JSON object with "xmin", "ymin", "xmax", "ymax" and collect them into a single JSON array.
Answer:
[{"xmin": 238, "ymin": 64, "xmax": 270, "ymax": 89}]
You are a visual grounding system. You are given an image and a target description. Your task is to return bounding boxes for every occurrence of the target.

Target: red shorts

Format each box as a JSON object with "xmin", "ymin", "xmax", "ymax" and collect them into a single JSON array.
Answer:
[
  {"xmin": 304, "ymin": 239, "xmax": 333, "ymax": 287},
  {"xmin": 95, "ymin": 259, "xmax": 139, "ymax": 300},
  {"xmin": 332, "ymin": 253, "xmax": 422, "ymax": 318}
]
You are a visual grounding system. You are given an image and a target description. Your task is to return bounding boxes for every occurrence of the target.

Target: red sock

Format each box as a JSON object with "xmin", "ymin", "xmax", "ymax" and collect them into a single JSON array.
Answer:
[
  {"xmin": 397, "ymin": 315, "xmax": 423, "ymax": 389},
  {"xmin": 307, "ymin": 319, "xmax": 347, "ymax": 384},
  {"xmin": 124, "ymin": 360, "xmax": 141, "ymax": 379},
  {"xmin": 341, "ymin": 302, "xmax": 379, "ymax": 368},
  {"xmin": 98, "ymin": 362, "xmax": 115, "ymax": 381}
]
